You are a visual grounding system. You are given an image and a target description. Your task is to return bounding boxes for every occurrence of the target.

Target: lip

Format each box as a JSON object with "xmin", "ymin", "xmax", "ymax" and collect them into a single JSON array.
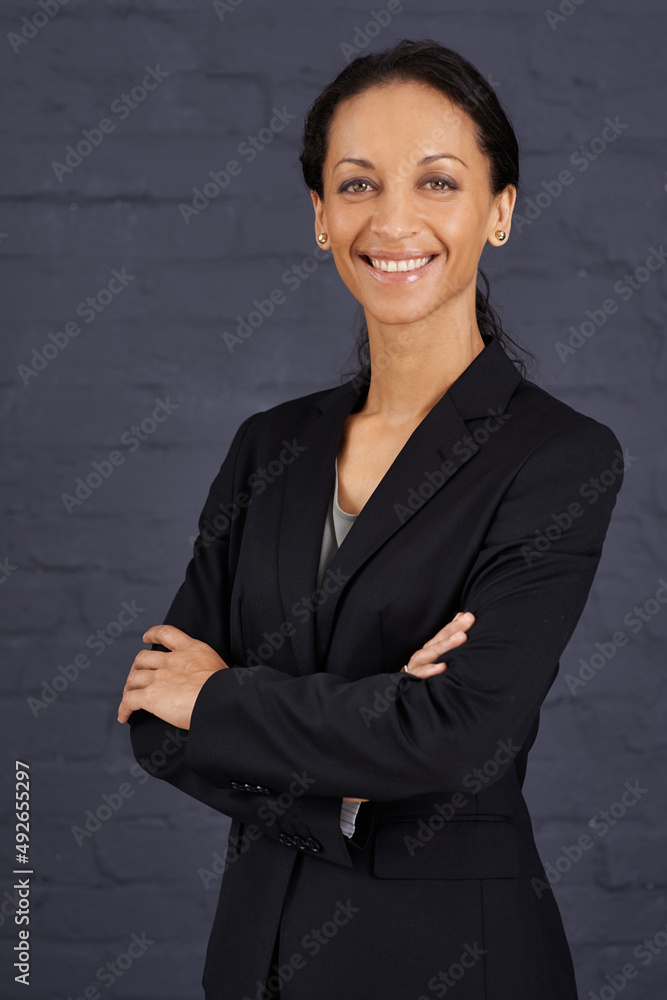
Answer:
[
  {"xmin": 357, "ymin": 251, "xmax": 440, "ymax": 284},
  {"xmin": 360, "ymin": 250, "xmax": 440, "ymax": 260}
]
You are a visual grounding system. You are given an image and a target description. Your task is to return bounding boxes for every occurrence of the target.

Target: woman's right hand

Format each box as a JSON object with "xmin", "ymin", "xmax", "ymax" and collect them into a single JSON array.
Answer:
[
  {"xmin": 341, "ymin": 612, "xmax": 476, "ymax": 803},
  {"xmin": 402, "ymin": 610, "xmax": 475, "ymax": 679}
]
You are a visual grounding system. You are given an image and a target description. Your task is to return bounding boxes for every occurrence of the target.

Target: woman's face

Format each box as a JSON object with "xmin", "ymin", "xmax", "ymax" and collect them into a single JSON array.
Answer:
[{"xmin": 311, "ymin": 79, "xmax": 515, "ymax": 331}]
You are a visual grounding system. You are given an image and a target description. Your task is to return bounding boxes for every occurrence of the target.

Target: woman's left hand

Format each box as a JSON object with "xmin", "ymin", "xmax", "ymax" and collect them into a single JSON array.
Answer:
[{"xmin": 117, "ymin": 624, "xmax": 228, "ymax": 728}]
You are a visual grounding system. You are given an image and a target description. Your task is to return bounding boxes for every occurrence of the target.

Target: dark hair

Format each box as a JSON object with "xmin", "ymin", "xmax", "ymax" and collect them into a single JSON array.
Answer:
[{"xmin": 299, "ymin": 38, "xmax": 538, "ymax": 381}]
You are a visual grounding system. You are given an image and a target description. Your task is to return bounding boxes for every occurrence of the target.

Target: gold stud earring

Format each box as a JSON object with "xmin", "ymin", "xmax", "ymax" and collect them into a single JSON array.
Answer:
[
  {"xmin": 317, "ymin": 232, "xmax": 328, "ymax": 244},
  {"xmin": 495, "ymin": 230, "xmax": 507, "ymax": 242}
]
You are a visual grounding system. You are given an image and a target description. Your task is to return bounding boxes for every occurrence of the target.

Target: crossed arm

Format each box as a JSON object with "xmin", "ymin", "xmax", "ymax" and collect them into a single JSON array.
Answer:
[
  {"xmin": 120, "ymin": 412, "xmax": 623, "ymax": 862},
  {"xmin": 117, "ymin": 612, "xmax": 475, "ymax": 728}
]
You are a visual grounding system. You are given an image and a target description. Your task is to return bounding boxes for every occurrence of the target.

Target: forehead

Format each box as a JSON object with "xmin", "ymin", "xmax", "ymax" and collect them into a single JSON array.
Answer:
[{"xmin": 326, "ymin": 79, "xmax": 482, "ymax": 164}]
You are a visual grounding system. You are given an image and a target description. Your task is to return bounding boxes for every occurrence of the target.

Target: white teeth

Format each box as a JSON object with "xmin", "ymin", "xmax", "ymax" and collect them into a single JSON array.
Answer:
[{"xmin": 368, "ymin": 255, "xmax": 433, "ymax": 272}]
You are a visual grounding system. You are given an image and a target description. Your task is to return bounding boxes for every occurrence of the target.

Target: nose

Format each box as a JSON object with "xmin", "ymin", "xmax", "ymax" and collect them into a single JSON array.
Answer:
[{"xmin": 368, "ymin": 185, "xmax": 420, "ymax": 242}]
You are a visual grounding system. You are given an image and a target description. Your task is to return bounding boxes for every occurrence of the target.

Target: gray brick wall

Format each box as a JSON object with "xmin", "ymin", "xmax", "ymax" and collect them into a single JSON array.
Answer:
[{"xmin": 1, "ymin": 1, "xmax": 664, "ymax": 997}]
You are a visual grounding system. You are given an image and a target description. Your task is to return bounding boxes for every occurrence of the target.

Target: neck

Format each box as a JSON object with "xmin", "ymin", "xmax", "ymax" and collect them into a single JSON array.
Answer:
[{"xmin": 361, "ymin": 316, "xmax": 486, "ymax": 426}]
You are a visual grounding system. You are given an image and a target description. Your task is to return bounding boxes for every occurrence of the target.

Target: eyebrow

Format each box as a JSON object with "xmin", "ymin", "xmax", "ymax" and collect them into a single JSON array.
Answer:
[{"xmin": 333, "ymin": 152, "xmax": 468, "ymax": 170}]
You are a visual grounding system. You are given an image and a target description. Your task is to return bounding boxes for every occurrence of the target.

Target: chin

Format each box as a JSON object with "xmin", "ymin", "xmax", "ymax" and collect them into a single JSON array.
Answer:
[{"xmin": 365, "ymin": 303, "xmax": 437, "ymax": 327}]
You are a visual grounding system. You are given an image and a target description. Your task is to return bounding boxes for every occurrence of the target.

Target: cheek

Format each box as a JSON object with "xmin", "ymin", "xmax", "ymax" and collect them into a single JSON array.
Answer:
[
  {"xmin": 326, "ymin": 200, "xmax": 357, "ymax": 233},
  {"xmin": 441, "ymin": 214, "xmax": 487, "ymax": 262},
  {"xmin": 331, "ymin": 250, "xmax": 363, "ymax": 297},
  {"xmin": 439, "ymin": 196, "xmax": 486, "ymax": 235}
]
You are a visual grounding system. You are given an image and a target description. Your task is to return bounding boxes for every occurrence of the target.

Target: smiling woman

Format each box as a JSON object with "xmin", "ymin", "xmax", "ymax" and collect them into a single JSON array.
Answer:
[
  {"xmin": 121, "ymin": 38, "xmax": 624, "ymax": 1000},
  {"xmin": 310, "ymin": 82, "xmax": 512, "ymax": 305}
]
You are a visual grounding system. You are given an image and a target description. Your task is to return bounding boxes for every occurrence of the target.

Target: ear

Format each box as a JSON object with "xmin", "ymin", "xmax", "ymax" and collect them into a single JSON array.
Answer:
[
  {"xmin": 310, "ymin": 189, "xmax": 328, "ymax": 244},
  {"xmin": 487, "ymin": 183, "xmax": 517, "ymax": 246}
]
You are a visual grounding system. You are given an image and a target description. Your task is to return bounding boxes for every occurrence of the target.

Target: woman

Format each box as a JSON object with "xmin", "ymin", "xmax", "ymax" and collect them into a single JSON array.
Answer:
[{"xmin": 119, "ymin": 40, "xmax": 624, "ymax": 999}]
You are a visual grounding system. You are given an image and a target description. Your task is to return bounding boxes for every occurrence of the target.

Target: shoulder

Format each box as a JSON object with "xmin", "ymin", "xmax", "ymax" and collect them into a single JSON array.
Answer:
[
  {"xmin": 236, "ymin": 376, "xmax": 353, "ymax": 441},
  {"xmin": 499, "ymin": 377, "xmax": 628, "ymax": 515},
  {"xmin": 508, "ymin": 373, "xmax": 624, "ymax": 462}
]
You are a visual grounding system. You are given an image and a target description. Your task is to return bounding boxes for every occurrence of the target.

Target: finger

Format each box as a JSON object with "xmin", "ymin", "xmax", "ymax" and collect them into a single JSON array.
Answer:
[
  {"xmin": 118, "ymin": 699, "xmax": 132, "ymax": 724},
  {"xmin": 141, "ymin": 624, "xmax": 193, "ymax": 649},
  {"xmin": 118, "ymin": 687, "xmax": 151, "ymax": 723},
  {"xmin": 422, "ymin": 612, "xmax": 475, "ymax": 647},
  {"xmin": 406, "ymin": 631, "xmax": 468, "ymax": 673},
  {"xmin": 123, "ymin": 666, "xmax": 157, "ymax": 692},
  {"xmin": 405, "ymin": 661, "xmax": 448, "ymax": 679},
  {"xmin": 130, "ymin": 649, "xmax": 168, "ymax": 671},
  {"xmin": 422, "ymin": 612, "xmax": 475, "ymax": 649},
  {"xmin": 416, "ymin": 630, "xmax": 468, "ymax": 662}
]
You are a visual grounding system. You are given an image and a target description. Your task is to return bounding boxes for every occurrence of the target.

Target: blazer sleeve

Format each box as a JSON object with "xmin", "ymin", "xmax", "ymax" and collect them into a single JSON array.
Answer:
[
  {"xmin": 128, "ymin": 411, "xmax": 357, "ymax": 869},
  {"xmin": 181, "ymin": 418, "xmax": 625, "ymax": 804}
]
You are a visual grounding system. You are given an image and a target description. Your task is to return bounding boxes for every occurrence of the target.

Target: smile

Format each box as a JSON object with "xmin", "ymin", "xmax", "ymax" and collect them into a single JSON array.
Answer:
[
  {"xmin": 367, "ymin": 255, "xmax": 435, "ymax": 272},
  {"xmin": 358, "ymin": 252, "xmax": 440, "ymax": 283}
]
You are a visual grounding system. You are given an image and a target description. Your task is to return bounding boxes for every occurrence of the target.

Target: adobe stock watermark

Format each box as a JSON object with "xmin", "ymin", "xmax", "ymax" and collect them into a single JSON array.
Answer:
[
  {"xmin": 340, "ymin": 0, "xmax": 416, "ymax": 62},
  {"xmin": 531, "ymin": 779, "xmax": 648, "ymax": 899},
  {"xmin": 7, "ymin": 0, "xmax": 70, "ymax": 55},
  {"xmin": 72, "ymin": 729, "xmax": 187, "ymax": 846},
  {"xmin": 418, "ymin": 940, "xmax": 486, "ymax": 999},
  {"xmin": 199, "ymin": 824, "xmax": 263, "ymax": 889},
  {"xmin": 189, "ymin": 437, "xmax": 307, "ymax": 556},
  {"xmin": 565, "ymin": 578, "xmax": 667, "ymax": 695},
  {"xmin": 520, "ymin": 446, "xmax": 637, "ymax": 566},
  {"xmin": 590, "ymin": 917, "xmax": 667, "ymax": 1000},
  {"xmin": 402, "ymin": 739, "xmax": 522, "ymax": 857},
  {"xmin": 394, "ymin": 409, "xmax": 512, "ymax": 524},
  {"xmin": 212, "ymin": 0, "xmax": 245, "ymax": 20},
  {"xmin": 358, "ymin": 670, "xmax": 415, "ymax": 728},
  {"xmin": 231, "ymin": 566, "xmax": 350, "ymax": 679},
  {"xmin": 17, "ymin": 266, "xmax": 136, "ymax": 385},
  {"xmin": 51, "ymin": 66, "xmax": 169, "ymax": 181},
  {"xmin": 544, "ymin": 0, "xmax": 587, "ymax": 31},
  {"xmin": 0, "ymin": 557, "xmax": 18, "ymax": 585},
  {"xmin": 198, "ymin": 770, "xmax": 316, "ymax": 888},
  {"xmin": 221, "ymin": 246, "xmax": 333, "ymax": 352},
  {"xmin": 240, "ymin": 899, "xmax": 360, "ymax": 1000},
  {"xmin": 64, "ymin": 931, "xmax": 155, "ymax": 999},
  {"xmin": 513, "ymin": 115, "xmax": 628, "ymax": 233},
  {"xmin": 555, "ymin": 245, "xmax": 667, "ymax": 363},
  {"xmin": 178, "ymin": 106, "xmax": 296, "ymax": 224},
  {"xmin": 134, "ymin": 727, "xmax": 190, "ymax": 779},
  {"xmin": 61, "ymin": 397, "xmax": 179, "ymax": 514},
  {"xmin": 0, "ymin": 886, "xmax": 24, "ymax": 931},
  {"xmin": 27, "ymin": 599, "xmax": 145, "ymax": 717}
]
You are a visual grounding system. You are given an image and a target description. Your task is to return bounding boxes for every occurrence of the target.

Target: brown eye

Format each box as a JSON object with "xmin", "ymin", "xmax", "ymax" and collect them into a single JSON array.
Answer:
[
  {"xmin": 425, "ymin": 176, "xmax": 457, "ymax": 192},
  {"xmin": 339, "ymin": 179, "xmax": 373, "ymax": 194}
]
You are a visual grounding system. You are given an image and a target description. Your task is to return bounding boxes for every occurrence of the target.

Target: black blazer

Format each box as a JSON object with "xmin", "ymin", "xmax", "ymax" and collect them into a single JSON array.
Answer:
[{"xmin": 130, "ymin": 333, "xmax": 624, "ymax": 1000}]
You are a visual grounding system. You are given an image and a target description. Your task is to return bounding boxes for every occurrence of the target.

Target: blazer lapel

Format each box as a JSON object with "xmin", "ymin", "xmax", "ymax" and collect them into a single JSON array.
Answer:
[{"xmin": 277, "ymin": 335, "xmax": 522, "ymax": 674}]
